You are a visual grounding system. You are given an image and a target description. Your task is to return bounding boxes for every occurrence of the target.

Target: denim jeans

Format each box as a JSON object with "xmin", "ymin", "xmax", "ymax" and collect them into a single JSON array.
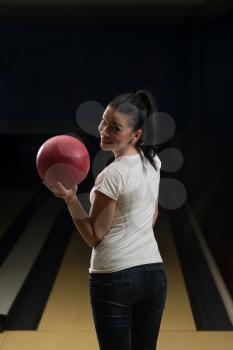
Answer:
[{"xmin": 89, "ymin": 263, "xmax": 167, "ymax": 350}]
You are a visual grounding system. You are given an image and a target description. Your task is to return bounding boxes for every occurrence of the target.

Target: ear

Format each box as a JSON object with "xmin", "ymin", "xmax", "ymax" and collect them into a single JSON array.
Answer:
[{"xmin": 134, "ymin": 128, "xmax": 143, "ymax": 142}]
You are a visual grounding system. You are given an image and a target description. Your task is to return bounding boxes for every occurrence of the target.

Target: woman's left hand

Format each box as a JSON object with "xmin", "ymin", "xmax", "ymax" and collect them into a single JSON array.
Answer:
[{"xmin": 43, "ymin": 180, "xmax": 78, "ymax": 203}]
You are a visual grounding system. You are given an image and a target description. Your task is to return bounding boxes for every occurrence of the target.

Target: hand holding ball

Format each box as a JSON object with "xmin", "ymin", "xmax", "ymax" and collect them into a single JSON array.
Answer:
[{"xmin": 36, "ymin": 135, "xmax": 90, "ymax": 189}]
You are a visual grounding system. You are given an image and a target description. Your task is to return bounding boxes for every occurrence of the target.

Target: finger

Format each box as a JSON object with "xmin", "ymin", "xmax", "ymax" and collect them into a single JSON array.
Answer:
[
  {"xmin": 43, "ymin": 181, "xmax": 53, "ymax": 191},
  {"xmin": 43, "ymin": 181, "xmax": 59, "ymax": 195},
  {"xmin": 56, "ymin": 181, "xmax": 66, "ymax": 191}
]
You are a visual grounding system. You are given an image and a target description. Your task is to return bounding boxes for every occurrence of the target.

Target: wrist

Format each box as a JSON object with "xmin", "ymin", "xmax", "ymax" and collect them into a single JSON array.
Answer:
[{"xmin": 65, "ymin": 195, "xmax": 76, "ymax": 205}]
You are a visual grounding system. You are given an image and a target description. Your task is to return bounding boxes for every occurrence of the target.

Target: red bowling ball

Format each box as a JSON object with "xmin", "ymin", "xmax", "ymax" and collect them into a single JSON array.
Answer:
[{"xmin": 36, "ymin": 135, "xmax": 90, "ymax": 189}]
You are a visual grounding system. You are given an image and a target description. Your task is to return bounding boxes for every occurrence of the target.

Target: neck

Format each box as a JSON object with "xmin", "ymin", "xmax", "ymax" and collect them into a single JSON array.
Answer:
[{"xmin": 113, "ymin": 146, "xmax": 140, "ymax": 159}]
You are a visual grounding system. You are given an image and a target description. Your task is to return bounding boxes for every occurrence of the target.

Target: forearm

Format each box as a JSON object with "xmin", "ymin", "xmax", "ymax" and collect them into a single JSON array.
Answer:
[{"xmin": 65, "ymin": 196, "xmax": 97, "ymax": 248}]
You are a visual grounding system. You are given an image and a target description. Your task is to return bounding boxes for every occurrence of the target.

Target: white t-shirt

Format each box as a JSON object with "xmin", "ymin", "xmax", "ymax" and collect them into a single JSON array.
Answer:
[{"xmin": 89, "ymin": 151, "xmax": 163, "ymax": 273}]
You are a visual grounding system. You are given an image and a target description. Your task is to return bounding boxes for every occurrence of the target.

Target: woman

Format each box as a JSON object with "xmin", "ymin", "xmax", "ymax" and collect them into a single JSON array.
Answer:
[{"xmin": 43, "ymin": 90, "xmax": 167, "ymax": 350}]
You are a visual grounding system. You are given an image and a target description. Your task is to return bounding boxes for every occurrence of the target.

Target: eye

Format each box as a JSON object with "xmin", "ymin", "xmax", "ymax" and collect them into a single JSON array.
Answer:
[{"xmin": 99, "ymin": 119, "xmax": 120, "ymax": 133}]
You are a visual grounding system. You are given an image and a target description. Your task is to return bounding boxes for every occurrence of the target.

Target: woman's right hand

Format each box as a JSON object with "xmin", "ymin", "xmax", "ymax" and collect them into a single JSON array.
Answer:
[{"xmin": 43, "ymin": 180, "xmax": 78, "ymax": 204}]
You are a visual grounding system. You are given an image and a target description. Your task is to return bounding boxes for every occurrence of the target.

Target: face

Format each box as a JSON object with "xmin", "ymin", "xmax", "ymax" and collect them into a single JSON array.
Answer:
[{"xmin": 98, "ymin": 106, "xmax": 141, "ymax": 154}]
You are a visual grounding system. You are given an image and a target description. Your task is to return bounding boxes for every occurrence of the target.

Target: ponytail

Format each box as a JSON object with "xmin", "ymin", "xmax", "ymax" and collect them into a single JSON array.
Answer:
[
  {"xmin": 109, "ymin": 89, "xmax": 159, "ymax": 171},
  {"xmin": 135, "ymin": 90, "xmax": 159, "ymax": 171}
]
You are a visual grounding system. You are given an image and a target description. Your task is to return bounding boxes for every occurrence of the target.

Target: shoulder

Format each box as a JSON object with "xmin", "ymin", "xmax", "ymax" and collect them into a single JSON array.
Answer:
[
  {"xmin": 95, "ymin": 161, "xmax": 124, "ymax": 186},
  {"xmin": 104, "ymin": 160, "xmax": 122, "ymax": 176},
  {"xmin": 104, "ymin": 158, "xmax": 126, "ymax": 177},
  {"xmin": 93, "ymin": 160, "xmax": 125, "ymax": 201}
]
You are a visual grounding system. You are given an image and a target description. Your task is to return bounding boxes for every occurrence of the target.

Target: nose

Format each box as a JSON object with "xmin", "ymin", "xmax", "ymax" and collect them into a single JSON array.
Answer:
[{"xmin": 99, "ymin": 125, "xmax": 109, "ymax": 138}]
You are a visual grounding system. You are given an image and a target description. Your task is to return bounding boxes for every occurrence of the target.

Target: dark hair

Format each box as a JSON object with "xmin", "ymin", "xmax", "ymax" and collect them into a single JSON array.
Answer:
[{"xmin": 108, "ymin": 89, "xmax": 159, "ymax": 171}]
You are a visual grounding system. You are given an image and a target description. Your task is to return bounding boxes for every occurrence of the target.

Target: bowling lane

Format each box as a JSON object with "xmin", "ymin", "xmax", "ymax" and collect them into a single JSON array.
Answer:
[
  {"xmin": 0, "ymin": 193, "xmax": 64, "ymax": 324},
  {"xmin": 39, "ymin": 208, "xmax": 195, "ymax": 332},
  {"xmin": 38, "ymin": 192, "xmax": 94, "ymax": 331},
  {"xmin": 38, "ymin": 231, "xmax": 94, "ymax": 331},
  {"xmin": 0, "ymin": 190, "xmax": 35, "ymax": 239},
  {"xmin": 1, "ymin": 330, "xmax": 233, "ymax": 350},
  {"xmin": 157, "ymin": 211, "xmax": 196, "ymax": 331},
  {"xmin": 0, "ymin": 333, "xmax": 7, "ymax": 347}
]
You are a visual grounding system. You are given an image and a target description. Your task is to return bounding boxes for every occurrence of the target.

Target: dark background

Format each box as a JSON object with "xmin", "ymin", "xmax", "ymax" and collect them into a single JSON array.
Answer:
[{"xmin": 0, "ymin": 1, "xmax": 232, "ymax": 299}]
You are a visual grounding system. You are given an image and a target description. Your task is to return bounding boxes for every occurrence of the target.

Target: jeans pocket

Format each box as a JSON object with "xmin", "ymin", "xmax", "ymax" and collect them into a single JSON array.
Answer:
[
  {"xmin": 89, "ymin": 278, "xmax": 132, "ymax": 292},
  {"xmin": 111, "ymin": 279, "xmax": 132, "ymax": 289},
  {"xmin": 89, "ymin": 279, "xmax": 113, "ymax": 290}
]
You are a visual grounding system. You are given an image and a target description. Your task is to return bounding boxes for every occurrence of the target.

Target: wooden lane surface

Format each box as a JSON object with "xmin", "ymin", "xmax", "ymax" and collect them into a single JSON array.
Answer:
[
  {"xmin": 157, "ymin": 211, "xmax": 196, "ymax": 331},
  {"xmin": 1, "ymin": 331, "xmax": 233, "ymax": 350}
]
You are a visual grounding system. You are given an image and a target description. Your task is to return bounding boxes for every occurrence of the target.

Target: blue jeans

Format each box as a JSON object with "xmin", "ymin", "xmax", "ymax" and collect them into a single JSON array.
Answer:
[{"xmin": 89, "ymin": 263, "xmax": 167, "ymax": 350}]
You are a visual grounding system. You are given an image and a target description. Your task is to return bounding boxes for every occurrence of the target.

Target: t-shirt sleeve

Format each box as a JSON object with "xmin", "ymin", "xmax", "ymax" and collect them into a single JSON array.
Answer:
[{"xmin": 94, "ymin": 167, "xmax": 124, "ymax": 201}]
